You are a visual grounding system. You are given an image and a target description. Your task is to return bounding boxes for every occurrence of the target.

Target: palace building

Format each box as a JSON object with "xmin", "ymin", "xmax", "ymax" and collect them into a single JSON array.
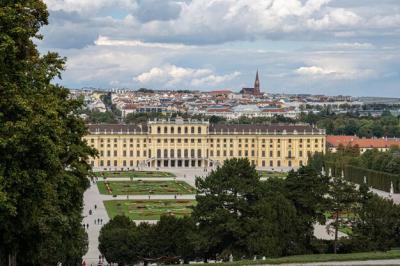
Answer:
[{"xmin": 84, "ymin": 118, "xmax": 326, "ymax": 171}]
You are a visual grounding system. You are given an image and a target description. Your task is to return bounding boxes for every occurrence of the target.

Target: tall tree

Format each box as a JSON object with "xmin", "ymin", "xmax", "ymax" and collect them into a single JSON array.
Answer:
[
  {"xmin": 0, "ymin": 1, "xmax": 96, "ymax": 264},
  {"xmin": 327, "ymin": 175, "xmax": 359, "ymax": 254},
  {"xmin": 284, "ymin": 166, "xmax": 330, "ymax": 252},
  {"xmin": 192, "ymin": 158, "xmax": 261, "ymax": 258}
]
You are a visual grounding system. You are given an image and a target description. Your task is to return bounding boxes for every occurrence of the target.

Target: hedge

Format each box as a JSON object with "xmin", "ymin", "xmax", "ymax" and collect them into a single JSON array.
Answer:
[{"xmin": 325, "ymin": 162, "xmax": 400, "ymax": 193}]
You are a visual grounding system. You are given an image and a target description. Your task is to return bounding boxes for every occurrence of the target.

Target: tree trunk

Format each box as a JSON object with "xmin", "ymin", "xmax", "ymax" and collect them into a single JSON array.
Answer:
[
  {"xmin": 8, "ymin": 250, "xmax": 17, "ymax": 266},
  {"xmin": 334, "ymin": 210, "xmax": 339, "ymax": 254}
]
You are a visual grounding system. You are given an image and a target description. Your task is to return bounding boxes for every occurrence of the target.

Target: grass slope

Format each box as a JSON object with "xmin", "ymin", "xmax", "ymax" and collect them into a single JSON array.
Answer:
[{"xmin": 215, "ymin": 250, "xmax": 400, "ymax": 265}]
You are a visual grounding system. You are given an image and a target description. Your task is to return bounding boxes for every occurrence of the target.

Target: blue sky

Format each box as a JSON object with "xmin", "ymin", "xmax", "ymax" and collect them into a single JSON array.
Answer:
[{"xmin": 39, "ymin": 0, "xmax": 400, "ymax": 96}]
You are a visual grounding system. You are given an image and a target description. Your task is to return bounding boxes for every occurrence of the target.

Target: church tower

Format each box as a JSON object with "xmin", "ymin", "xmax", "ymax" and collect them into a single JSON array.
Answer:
[{"xmin": 254, "ymin": 70, "xmax": 260, "ymax": 95}]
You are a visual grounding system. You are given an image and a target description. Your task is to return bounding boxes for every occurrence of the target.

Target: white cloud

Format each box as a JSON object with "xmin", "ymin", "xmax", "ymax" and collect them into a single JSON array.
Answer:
[
  {"xmin": 94, "ymin": 35, "xmax": 191, "ymax": 50},
  {"xmin": 295, "ymin": 64, "xmax": 375, "ymax": 80},
  {"xmin": 45, "ymin": 0, "xmax": 137, "ymax": 13},
  {"xmin": 307, "ymin": 8, "xmax": 362, "ymax": 30},
  {"xmin": 334, "ymin": 42, "xmax": 375, "ymax": 49},
  {"xmin": 296, "ymin": 66, "xmax": 334, "ymax": 75},
  {"xmin": 134, "ymin": 65, "xmax": 240, "ymax": 88}
]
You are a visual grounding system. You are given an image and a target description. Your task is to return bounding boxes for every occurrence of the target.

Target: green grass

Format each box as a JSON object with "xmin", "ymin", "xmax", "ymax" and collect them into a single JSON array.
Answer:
[
  {"xmin": 93, "ymin": 170, "xmax": 175, "ymax": 178},
  {"xmin": 104, "ymin": 200, "xmax": 196, "ymax": 220},
  {"xmin": 213, "ymin": 250, "xmax": 400, "ymax": 265},
  {"xmin": 258, "ymin": 171, "xmax": 287, "ymax": 179},
  {"xmin": 97, "ymin": 181, "xmax": 196, "ymax": 195}
]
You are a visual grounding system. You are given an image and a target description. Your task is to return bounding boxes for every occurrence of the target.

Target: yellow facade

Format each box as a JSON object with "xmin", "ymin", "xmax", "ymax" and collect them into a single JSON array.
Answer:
[{"xmin": 84, "ymin": 119, "xmax": 326, "ymax": 170}]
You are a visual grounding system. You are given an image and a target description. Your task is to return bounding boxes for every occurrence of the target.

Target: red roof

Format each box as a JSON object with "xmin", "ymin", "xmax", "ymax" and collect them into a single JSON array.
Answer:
[
  {"xmin": 209, "ymin": 90, "xmax": 232, "ymax": 95},
  {"xmin": 327, "ymin": 135, "xmax": 400, "ymax": 148},
  {"xmin": 123, "ymin": 104, "xmax": 137, "ymax": 110}
]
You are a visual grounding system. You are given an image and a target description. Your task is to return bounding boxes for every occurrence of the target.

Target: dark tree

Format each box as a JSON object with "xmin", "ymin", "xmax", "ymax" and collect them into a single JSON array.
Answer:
[
  {"xmin": 192, "ymin": 158, "xmax": 261, "ymax": 258},
  {"xmin": 0, "ymin": 1, "xmax": 96, "ymax": 264},
  {"xmin": 99, "ymin": 216, "xmax": 140, "ymax": 265},
  {"xmin": 327, "ymin": 175, "xmax": 359, "ymax": 254},
  {"xmin": 284, "ymin": 166, "xmax": 330, "ymax": 252},
  {"xmin": 352, "ymin": 193, "xmax": 400, "ymax": 251}
]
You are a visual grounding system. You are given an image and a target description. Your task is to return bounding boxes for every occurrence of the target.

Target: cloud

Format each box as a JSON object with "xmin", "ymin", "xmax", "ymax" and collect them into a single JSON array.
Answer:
[
  {"xmin": 45, "ymin": 0, "xmax": 137, "ymax": 13},
  {"xmin": 39, "ymin": 0, "xmax": 400, "ymax": 96},
  {"xmin": 295, "ymin": 65, "xmax": 375, "ymax": 80},
  {"xmin": 94, "ymin": 35, "xmax": 191, "ymax": 50},
  {"xmin": 134, "ymin": 65, "xmax": 240, "ymax": 88},
  {"xmin": 306, "ymin": 8, "xmax": 362, "ymax": 30},
  {"xmin": 334, "ymin": 42, "xmax": 374, "ymax": 49}
]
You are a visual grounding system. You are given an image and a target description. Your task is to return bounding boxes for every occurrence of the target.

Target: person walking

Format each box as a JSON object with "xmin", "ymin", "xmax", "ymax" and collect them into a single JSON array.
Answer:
[
  {"xmin": 94, "ymin": 219, "xmax": 96, "ymax": 225},
  {"xmin": 86, "ymin": 223, "xmax": 89, "ymax": 229}
]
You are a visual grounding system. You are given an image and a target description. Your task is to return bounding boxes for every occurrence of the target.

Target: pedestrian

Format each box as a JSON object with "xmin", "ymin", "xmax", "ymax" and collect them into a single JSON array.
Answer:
[
  {"xmin": 89, "ymin": 209, "xmax": 92, "ymax": 215},
  {"xmin": 148, "ymin": 195, "xmax": 151, "ymax": 200},
  {"xmin": 174, "ymin": 194, "xmax": 177, "ymax": 199},
  {"xmin": 94, "ymin": 219, "xmax": 96, "ymax": 225},
  {"xmin": 86, "ymin": 223, "xmax": 89, "ymax": 229},
  {"xmin": 98, "ymin": 218, "xmax": 100, "ymax": 224},
  {"xmin": 100, "ymin": 219, "xmax": 103, "ymax": 225},
  {"xmin": 94, "ymin": 204, "xmax": 97, "ymax": 210}
]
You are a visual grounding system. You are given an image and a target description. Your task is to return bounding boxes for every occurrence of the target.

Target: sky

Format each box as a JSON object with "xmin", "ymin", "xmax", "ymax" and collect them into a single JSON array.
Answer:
[{"xmin": 39, "ymin": 0, "xmax": 400, "ymax": 96}]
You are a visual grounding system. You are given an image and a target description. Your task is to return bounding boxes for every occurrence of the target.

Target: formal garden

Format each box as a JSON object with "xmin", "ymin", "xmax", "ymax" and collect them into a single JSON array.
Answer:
[
  {"xmin": 99, "ymin": 158, "xmax": 400, "ymax": 265},
  {"xmin": 97, "ymin": 180, "xmax": 196, "ymax": 195},
  {"xmin": 93, "ymin": 170, "xmax": 175, "ymax": 178},
  {"xmin": 103, "ymin": 200, "xmax": 196, "ymax": 220}
]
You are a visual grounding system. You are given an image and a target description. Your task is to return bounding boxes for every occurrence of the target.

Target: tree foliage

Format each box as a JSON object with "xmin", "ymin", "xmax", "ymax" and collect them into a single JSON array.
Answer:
[
  {"xmin": 99, "ymin": 215, "xmax": 197, "ymax": 264},
  {"xmin": 0, "ymin": 1, "xmax": 96, "ymax": 264}
]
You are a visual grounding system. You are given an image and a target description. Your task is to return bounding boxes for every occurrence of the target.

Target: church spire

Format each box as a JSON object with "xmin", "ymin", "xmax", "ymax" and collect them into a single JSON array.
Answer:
[{"xmin": 254, "ymin": 70, "xmax": 260, "ymax": 95}]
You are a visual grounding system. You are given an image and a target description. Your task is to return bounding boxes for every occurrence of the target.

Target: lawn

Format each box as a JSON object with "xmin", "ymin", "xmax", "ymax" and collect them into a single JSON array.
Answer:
[
  {"xmin": 258, "ymin": 171, "xmax": 287, "ymax": 179},
  {"xmin": 104, "ymin": 200, "xmax": 196, "ymax": 220},
  {"xmin": 93, "ymin": 170, "xmax": 175, "ymax": 178},
  {"xmin": 97, "ymin": 180, "xmax": 196, "ymax": 195},
  {"xmin": 214, "ymin": 250, "xmax": 400, "ymax": 265}
]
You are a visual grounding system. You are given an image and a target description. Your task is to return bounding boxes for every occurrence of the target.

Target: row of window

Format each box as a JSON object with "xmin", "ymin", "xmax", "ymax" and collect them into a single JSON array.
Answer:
[
  {"xmin": 89, "ymin": 137, "xmax": 323, "ymax": 144},
  {"xmin": 98, "ymin": 149, "xmax": 312, "ymax": 159},
  {"xmin": 154, "ymin": 126, "xmax": 203, "ymax": 134},
  {"xmin": 93, "ymin": 159, "xmax": 303, "ymax": 168},
  {"xmin": 209, "ymin": 150, "xmax": 310, "ymax": 158}
]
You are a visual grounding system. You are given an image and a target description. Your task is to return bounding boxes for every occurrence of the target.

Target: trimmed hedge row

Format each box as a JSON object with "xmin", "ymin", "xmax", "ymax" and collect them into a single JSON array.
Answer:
[{"xmin": 325, "ymin": 162, "xmax": 400, "ymax": 193}]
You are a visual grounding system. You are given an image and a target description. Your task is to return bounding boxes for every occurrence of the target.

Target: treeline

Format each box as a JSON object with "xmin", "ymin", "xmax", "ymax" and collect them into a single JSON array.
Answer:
[
  {"xmin": 299, "ymin": 111, "xmax": 400, "ymax": 137},
  {"xmin": 310, "ymin": 146, "xmax": 400, "ymax": 175},
  {"xmin": 99, "ymin": 159, "xmax": 400, "ymax": 265}
]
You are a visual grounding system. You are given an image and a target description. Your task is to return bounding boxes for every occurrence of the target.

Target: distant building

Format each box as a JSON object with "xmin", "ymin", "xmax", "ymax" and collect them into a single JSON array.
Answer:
[
  {"xmin": 327, "ymin": 135, "xmax": 400, "ymax": 153},
  {"xmin": 241, "ymin": 71, "xmax": 262, "ymax": 96}
]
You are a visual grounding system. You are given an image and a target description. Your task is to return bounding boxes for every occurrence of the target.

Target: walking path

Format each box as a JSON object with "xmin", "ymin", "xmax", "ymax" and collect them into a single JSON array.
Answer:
[{"xmin": 82, "ymin": 182, "xmax": 110, "ymax": 265}]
